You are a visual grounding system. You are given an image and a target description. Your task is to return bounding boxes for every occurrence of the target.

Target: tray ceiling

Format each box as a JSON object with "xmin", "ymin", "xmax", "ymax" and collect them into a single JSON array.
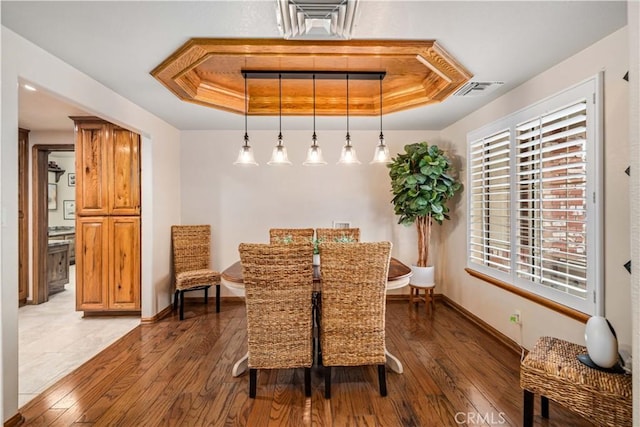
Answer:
[{"xmin": 151, "ymin": 38, "xmax": 472, "ymax": 116}]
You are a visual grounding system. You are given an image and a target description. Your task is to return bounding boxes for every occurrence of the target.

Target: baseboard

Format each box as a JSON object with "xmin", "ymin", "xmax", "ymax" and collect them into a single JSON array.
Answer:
[
  {"xmin": 4, "ymin": 412, "xmax": 24, "ymax": 427},
  {"xmin": 141, "ymin": 298, "xmax": 245, "ymax": 323},
  {"xmin": 140, "ymin": 304, "xmax": 173, "ymax": 323},
  {"xmin": 82, "ymin": 311, "xmax": 140, "ymax": 317},
  {"xmin": 440, "ymin": 295, "xmax": 522, "ymax": 356}
]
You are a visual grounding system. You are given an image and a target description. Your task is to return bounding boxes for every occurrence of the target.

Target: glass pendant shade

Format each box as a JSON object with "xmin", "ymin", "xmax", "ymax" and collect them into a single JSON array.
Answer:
[
  {"xmin": 268, "ymin": 75, "xmax": 291, "ymax": 166},
  {"xmin": 303, "ymin": 76, "xmax": 327, "ymax": 166},
  {"xmin": 234, "ymin": 74, "xmax": 258, "ymax": 166},
  {"xmin": 370, "ymin": 134, "xmax": 391, "ymax": 164},
  {"xmin": 338, "ymin": 134, "xmax": 361, "ymax": 164},
  {"xmin": 234, "ymin": 138, "xmax": 258, "ymax": 166},
  {"xmin": 303, "ymin": 134, "xmax": 327, "ymax": 165},
  {"xmin": 267, "ymin": 134, "xmax": 292, "ymax": 165},
  {"xmin": 338, "ymin": 75, "xmax": 360, "ymax": 165},
  {"xmin": 370, "ymin": 75, "xmax": 391, "ymax": 164}
]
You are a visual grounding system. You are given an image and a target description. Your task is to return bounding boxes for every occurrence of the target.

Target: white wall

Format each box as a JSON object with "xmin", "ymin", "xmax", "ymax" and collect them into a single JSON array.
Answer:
[
  {"xmin": 1, "ymin": 27, "xmax": 181, "ymax": 422},
  {"xmin": 180, "ymin": 129, "xmax": 443, "ymax": 296},
  {"xmin": 627, "ymin": 1, "xmax": 639, "ymax": 422},
  {"xmin": 440, "ymin": 27, "xmax": 631, "ymax": 350}
]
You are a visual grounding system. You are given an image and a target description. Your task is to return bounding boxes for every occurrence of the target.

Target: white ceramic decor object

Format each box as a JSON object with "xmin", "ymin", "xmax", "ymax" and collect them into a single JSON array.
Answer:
[
  {"xmin": 410, "ymin": 265, "xmax": 435, "ymax": 287},
  {"xmin": 585, "ymin": 316, "xmax": 619, "ymax": 368}
]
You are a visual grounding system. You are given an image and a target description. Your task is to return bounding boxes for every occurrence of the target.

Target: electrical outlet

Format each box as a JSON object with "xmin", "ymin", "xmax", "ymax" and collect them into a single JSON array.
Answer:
[{"xmin": 509, "ymin": 310, "xmax": 521, "ymax": 324}]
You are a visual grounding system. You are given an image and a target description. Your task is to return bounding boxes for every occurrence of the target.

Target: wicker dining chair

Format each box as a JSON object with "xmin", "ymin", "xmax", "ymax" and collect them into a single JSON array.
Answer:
[
  {"xmin": 238, "ymin": 242, "xmax": 315, "ymax": 398},
  {"xmin": 315, "ymin": 227, "xmax": 360, "ymax": 243},
  {"xmin": 171, "ymin": 225, "xmax": 221, "ymax": 320},
  {"xmin": 319, "ymin": 241, "xmax": 392, "ymax": 398},
  {"xmin": 269, "ymin": 228, "xmax": 315, "ymax": 244}
]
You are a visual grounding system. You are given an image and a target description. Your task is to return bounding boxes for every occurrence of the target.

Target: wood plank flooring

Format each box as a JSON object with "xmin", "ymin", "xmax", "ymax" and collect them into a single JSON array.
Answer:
[{"xmin": 18, "ymin": 300, "xmax": 594, "ymax": 426}]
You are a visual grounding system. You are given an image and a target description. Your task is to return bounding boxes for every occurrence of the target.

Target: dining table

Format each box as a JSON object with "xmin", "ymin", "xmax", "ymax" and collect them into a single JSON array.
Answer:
[{"xmin": 221, "ymin": 257, "xmax": 412, "ymax": 377}]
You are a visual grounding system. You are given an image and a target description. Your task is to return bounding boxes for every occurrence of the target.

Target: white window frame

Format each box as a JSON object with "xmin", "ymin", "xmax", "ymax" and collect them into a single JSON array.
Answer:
[{"xmin": 466, "ymin": 74, "xmax": 603, "ymax": 315}]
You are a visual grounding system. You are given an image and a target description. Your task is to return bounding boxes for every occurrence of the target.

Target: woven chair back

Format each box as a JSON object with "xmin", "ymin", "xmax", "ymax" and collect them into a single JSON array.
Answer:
[
  {"xmin": 171, "ymin": 225, "xmax": 211, "ymax": 274},
  {"xmin": 319, "ymin": 241, "xmax": 391, "ymax": 367},
  {"xmin": 269, "ymin": 228, "xmax": 315, "ymax": 244},
  {"xmin": 315, "ymin": 228, "xmax": 360, "ymax": 243},
  {"xmin": 239, "ymin": 242, "xmax": 314, "ymax": 369}
]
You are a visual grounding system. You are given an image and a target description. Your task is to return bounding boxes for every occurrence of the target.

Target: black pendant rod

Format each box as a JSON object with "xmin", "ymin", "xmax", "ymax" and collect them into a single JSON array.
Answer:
[
  {"xmin": 243, "ymin": 72, "xmax": 249, "ymax": 145},
  {"xmin": 346, "ymin": 74, "xmax": 350, "ymax": 138},
  {"xmin": 243, "ymin": 70, "xmax": 386, "ymax": 80},
  {"xmin": 379, "ymin": 74, "xmax": 384, "ymax": 140}
]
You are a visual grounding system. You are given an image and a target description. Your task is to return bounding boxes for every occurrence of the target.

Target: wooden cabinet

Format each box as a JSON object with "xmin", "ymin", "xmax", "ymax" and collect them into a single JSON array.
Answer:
[
  {"xmin": 110, "ymin": 127, "xmax": 140, "ymax": 215},
  {"xmin": 73, "ymin": 117, "xmax": 141, "ymax": 313},
  {"xmin": 74, "ymin": 117, "xmax": 140, "ymax": 216},
  {"xmin": 109, "ymin": 216, "xmax": 141, "ymax": 310},
  {"xmin": 76, "ymin": 216, "xmax": 140, "ymax": 311},
  {"xmin": 76, "ymin": 217, "xmax": 109, "ymax": 310}
]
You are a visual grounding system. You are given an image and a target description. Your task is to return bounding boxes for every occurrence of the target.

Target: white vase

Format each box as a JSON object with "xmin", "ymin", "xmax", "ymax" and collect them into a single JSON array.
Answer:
[
  {"xmin": 410, "ymin": 265, "xmax": 435, "ymax": 287},
  {"xmin": 585, "ymin": 316, "xmax": 619, "ymax": 368},
  {"xmin": 313, "ymin": 254, "xmax": 320, "ymax": 266}
]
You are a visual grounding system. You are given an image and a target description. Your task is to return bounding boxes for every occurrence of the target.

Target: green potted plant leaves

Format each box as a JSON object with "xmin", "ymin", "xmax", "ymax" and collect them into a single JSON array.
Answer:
[{"xmin": 388, "ymin": 142, "xmax": 462, "ymax": 285}]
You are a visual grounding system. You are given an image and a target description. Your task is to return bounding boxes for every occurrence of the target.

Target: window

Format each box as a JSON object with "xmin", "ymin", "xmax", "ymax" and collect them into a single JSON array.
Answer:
[{"xmin": 467, "ymin": 76, "xmax": 602, "ymax": 315}]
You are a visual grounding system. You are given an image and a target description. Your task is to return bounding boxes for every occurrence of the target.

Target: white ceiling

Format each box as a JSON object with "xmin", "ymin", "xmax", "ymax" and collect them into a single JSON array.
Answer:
[{"xmin": 3, "ymin": 1, "xmax": 627, "ymax": 132}]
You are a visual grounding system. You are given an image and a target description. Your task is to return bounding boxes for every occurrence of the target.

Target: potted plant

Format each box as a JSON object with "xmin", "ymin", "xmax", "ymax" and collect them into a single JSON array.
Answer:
[
  {"xmin": 388, "ymin": 142, "xmax": 462, "ymax": 285},
  {"xmin": 311, "ymin": 237, "xmax": 323, "ymax": 266}
]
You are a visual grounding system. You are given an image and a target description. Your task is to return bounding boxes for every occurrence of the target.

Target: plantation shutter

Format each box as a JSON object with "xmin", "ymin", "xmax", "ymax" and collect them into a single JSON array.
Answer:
[
  {"xmin": 514, "ymin": 100, "xmax": 588, "ymax": 298},
  {"xmin": 469, "ymin": 130, "xmax": 511, "ymax": 273}
]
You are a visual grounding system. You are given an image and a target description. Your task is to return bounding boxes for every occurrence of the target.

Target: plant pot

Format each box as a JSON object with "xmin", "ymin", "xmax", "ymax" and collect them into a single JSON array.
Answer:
[
  {"xmin": 313, "ymin": 254, "xmax": 320, "ymax": 266},
  {"xmin": 410, "ymin": 265, "xmax": 435, "ymax": 287}
]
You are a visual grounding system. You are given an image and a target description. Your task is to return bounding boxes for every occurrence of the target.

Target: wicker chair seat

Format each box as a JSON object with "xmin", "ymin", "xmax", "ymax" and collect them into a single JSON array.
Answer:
[
  {"xmin": 175, "ymin": 269, "xmax": 220, "ymax": 290},
  {"xmin": 520, "ymin": 336, "xmax": 632, "ymax": 427},
  {"xmin": 171, "ymin": 225, "xmax": 221, "ymax": 319}
]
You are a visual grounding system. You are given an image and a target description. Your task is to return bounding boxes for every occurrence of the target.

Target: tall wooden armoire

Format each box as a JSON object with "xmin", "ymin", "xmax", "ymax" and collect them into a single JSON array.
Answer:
[{"xmin": 72, "ymin": 117, "xmax": 141, "ymax": 313}]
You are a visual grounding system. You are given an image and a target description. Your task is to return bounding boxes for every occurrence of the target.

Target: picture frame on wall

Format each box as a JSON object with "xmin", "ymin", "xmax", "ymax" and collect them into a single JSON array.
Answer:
[
  {"xmin": 68, "ymin": 173, "xmax": 76, "ymax": 186},
  {"xmin": 48, "ymin": 183, "xmax": 57, "ymax": 210},
  {"xmin": 332, "ymin": 221, "xmax": 351, "ymax": 229},
  {"xmin": 63, "ymin": 200, "xmax": 76, "ymax": 220}
]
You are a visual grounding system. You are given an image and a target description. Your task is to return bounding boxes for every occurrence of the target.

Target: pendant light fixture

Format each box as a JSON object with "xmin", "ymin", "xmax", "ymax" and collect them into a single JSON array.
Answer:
[
  {"xmin": 338, "ymin": 74, "xmax": 361, "ymax": 165},
  {"xmin": 234, "ymin": 73, "xmax": 258, "ymax": 166},
  {"xmin": 370, "ymin": 74, "xmax": 391, "ymax": 164},
  {"xmin": 303, "ymin": 74, "xmax": 327, "ymax": 166},
  {"xmin": 268, "ymin": 74, "xmax": 292, "ymax": 165}
]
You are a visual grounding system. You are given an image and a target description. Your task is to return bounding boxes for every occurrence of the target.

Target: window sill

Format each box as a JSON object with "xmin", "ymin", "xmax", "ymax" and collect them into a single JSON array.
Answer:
[{"xmin": 465, "ymin": 268, "xmax": 589, "ymax": 323}]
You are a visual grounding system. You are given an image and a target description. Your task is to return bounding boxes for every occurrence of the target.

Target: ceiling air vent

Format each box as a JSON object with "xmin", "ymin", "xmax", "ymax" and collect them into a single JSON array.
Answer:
[
  {"xmin": 454, "ymin": 81, "xmax": 504, "ymax": 97},
  {"xmin": 276, "ymin": 0, "xmax": 360, "ymax": 40}
]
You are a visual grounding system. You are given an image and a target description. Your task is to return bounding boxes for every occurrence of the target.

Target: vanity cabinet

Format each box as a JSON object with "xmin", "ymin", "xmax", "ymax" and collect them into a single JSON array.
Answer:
[
  {"xmin": 48, "ymin": 228, "xmax": 76, "ymax": 264},
  {"xmin": 47, "ymin": 240, "xmax": 70, "ymax": 295},
  {"xmin": 72, "ymin": 117, "xmax": 141, "ymax": 313}
]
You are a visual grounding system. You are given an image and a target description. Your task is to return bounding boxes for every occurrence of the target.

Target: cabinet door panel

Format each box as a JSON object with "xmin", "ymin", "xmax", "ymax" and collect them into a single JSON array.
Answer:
[
  {"xmin": 109, "ymin": 217, "xmax": 140, "ymax": 310},
  {"xmin": 110, "ymin": 128, "xmax": 140, "ymax": 215},
  {"xmin": 76, "ymin": 217, "xmax": 109, "ymax": 310},
  {"xmin": 76, "ymin": 122, "xmax": 109, "ymax": 215}
]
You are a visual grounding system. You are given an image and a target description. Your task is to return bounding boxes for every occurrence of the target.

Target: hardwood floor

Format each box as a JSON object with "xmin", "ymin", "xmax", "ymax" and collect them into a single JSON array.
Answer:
[{"xmin": 19, "ymin": 300, "xmax": 594, "ymax": 426}]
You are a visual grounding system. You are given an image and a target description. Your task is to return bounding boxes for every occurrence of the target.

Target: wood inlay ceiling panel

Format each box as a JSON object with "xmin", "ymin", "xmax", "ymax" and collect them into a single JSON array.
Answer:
[{"xmin": 151, "ymin": 39, "xmax": 472, "ymax": 116}]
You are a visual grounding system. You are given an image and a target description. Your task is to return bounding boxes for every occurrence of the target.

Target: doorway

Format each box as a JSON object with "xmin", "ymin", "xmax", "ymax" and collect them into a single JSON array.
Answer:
[{"xmin": 32, "ymin": 144, "xmax": 74, "ymax": 304}]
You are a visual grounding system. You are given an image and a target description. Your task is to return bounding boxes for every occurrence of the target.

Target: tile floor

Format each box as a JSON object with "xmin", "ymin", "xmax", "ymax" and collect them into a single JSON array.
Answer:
[{"xmin": 18, "ymin": 266, "xmax": 140, "ymax": 407}]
